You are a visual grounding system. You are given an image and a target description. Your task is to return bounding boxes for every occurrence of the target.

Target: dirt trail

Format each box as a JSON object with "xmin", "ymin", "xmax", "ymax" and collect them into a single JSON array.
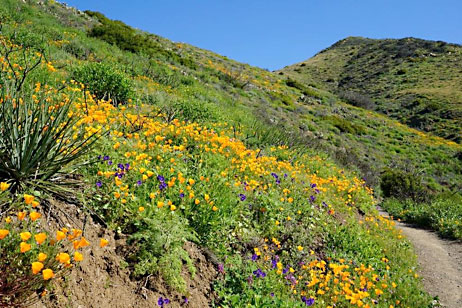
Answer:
[{"xmin": 379, "ymin": 209, "xmax": 462, "ymax": 308}]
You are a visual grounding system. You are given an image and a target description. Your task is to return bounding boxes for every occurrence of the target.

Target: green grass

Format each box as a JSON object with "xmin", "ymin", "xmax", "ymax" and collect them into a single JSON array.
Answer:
[
  {"xmin": 281, "ymin": 36, "xmax": 462, "ymax": 143},
  {"xmin": 382, "ymin": 195, "xmax": 462, "ymax": 239},
  {"xmin": 0, "ymin": 1, "xmax": 453, "ymax": 306}
]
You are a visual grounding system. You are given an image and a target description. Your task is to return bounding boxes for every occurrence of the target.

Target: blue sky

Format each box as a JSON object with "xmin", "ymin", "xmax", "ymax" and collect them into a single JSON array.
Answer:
[{"xmin": 63, "ymin": 0, "xmax": 461, "ymax": 70}]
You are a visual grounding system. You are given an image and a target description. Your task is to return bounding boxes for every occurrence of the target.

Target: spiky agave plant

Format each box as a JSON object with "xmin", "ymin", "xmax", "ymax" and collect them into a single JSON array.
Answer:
[{"xmin": 0, "ymin": 82, "xmax": 99, "ymax": 192}]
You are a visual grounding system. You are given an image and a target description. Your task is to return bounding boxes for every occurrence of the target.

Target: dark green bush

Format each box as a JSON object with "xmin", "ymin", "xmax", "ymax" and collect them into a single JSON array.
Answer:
[
  {"xmin": 456, "ymin": 151, "xmax": 462, "ymax": 161},
  {"xmin": 324, "ymin": 115, "xmax": 366, "ymax": 135},
  {"xmin": 85, "ymin": 10, "xmax": 197, "ymax": 69},
  {"xmin": 380, "ymin": 168, "xmax": 431, "ymax": 202},
  {"xmin": 72, "ymin": 62, "xmax": 134, "ymax": 104},
  {"xmin": 174, "ymin": 99, "xmax": 221, "ymax": 123},
  {"xmin": 63, "ymin": 39, "xmax": 92, "ymax": 60}
]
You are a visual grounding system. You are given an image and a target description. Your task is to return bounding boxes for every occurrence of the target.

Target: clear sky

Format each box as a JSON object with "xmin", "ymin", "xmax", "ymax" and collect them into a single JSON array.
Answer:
[{"xmin": 62, "ymin": 0, "xmax": 461, "ymax": 70}]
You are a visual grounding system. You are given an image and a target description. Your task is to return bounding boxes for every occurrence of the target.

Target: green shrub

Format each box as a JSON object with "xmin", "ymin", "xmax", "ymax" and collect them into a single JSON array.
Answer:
[
  {"xmin": 380, "ymin": 168, "xmax": 431, "ymax": 202},
  {"xmin": 382, "ymin": 194, "xmax": 462, "ymax": 239},
  {"xmin": 0, "ymin": 84, "xmax": 98, "ymax": 191},
  {"xmin": 63, "ymin": 39, "xmax": 91, "ymax": 60},
  {"xmin": 173, "ymin": 99, "xmax": 221, "ymax": 123},
  {"xmin": 0, "ymin": 39, "xmax": 98, "ymax": 192},
  {"xmin": 128, "ymin": 212, "xmax": 196, "ymax": 293},
  {"xmin": 324, "ymin": 115, "xmax": 366, "ymax": 135},
  {"xmin": 72, "ymin": 62, "xmax": 134, "ymax": 104},
  {"xmin": 85, "ymin": 10, "xmax": 197, "ymax": 69}
]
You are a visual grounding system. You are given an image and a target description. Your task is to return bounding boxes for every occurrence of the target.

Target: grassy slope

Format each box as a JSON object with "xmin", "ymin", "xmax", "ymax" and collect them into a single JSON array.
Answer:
[
  {"xmin": 8, "ymin": 3, "xmax": 459, "ymax": 193},
  {"xmin": 280, "ymin": 36, "xmax": 462, "ymax": 143},
  {"xmin": 0, "ymin": 1, "xmax": 450, "ymax": 306},
  {"xmin": 280, "ymin": 37, "xmax": 462, "ymax": 238}
]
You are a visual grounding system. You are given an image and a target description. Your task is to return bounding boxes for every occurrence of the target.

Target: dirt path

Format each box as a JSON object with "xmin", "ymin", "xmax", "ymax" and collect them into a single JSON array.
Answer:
[{"xmin": 379, "ymin": 209, "xmax": 462, "ymax": 308}]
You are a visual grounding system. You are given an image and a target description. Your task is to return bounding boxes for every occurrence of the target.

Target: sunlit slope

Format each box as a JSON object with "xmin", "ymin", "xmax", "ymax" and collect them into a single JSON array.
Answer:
[
  {"xmin": 2, "ymin": 1, "xmax": 461, "ymax": 190},
  {"xmin": 281, "ymin": 36, "xmax": 462, "ymax": 143}
]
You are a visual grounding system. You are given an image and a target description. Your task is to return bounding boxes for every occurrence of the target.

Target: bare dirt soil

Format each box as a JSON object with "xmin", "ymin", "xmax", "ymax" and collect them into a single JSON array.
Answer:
[
  {"xmin": 31, "ymin": 198, "xmax": 217, "ymax": 308},
  {"xmin": 379, "ymin": 209, "xmax": 462, "ymax": 308}
]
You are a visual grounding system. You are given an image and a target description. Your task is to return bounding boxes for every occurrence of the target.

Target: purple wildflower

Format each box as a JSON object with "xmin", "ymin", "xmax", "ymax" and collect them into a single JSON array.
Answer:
[
  {"xmin": 103, "ymin": 155, "xmax": 109, "ymax": 161},
  {"xmin": 158, "ymin": 297, "xmax": 169, "ymax": 307},
  {"xmin": 251, "ymin": 254, "xmax": 258, "ymax": 261},
  {"xmin": 125, "ymin": 163, "xmax": 130, "ymax": 170},
  {"xmin": 217, "ymin": 263, "xmax": 225, "ymax": 274},
  {"xmin": 271, "ymin": 259, "xmax": 277, "ymax": 269},
  {"xmin": 270, "ymin": 293, "xmax": 274, "ymax": 297},
  {"xmin": 107, "ymin": 160, "xmax": 113, "ymax": 166},
  {"xmin": 96, "ymin": 180, "xmax": 102, "ymax": 188},
  {"xmin": 117, "ymin": 163, "xmax": 125, "ymax": 170},
  {"xmin": 183, "ymin": 296, "xmax": 188, "ymax": 304},
  {"xmin": 136, "ymin": 180, "xmax": 142, "ymax": 186},
  {"xmin": 159, "ymin": 182, "xmax": 167, "ymax": 190},
  {"xmin": 239, "ymin": 194, "xmax": 246, "ymax": 201},
  {"xmin": 302, "ymin": 296, "xmax": 315, "ymax": 306},
  {"xmin": 310, "ymin": 183, "xmax": 317, "ymax": 188},
  {"xmin": 157, "ymin": 175, "xmax": 165, "ymax": 182},
  {"xmin": 179, "ymin": 193, "xmax": 185, "ymax": 198},
  {"xmin": 253, "ymin": 268, "xmax": 266, "ymax": 278}
]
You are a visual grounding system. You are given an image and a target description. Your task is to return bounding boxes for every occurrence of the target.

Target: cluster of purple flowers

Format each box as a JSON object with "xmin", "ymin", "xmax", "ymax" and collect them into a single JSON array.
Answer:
[
  {"xmin": 311, "ymin": 183, "xmax": 320, "ymax": 194},
  {"xmin": 271, "ymin": 172, "xmax": 281, "ymax": 184},
  {"xmin": 285, "ymin": 273, "xmax": 297, "ymax": 285},
  {"xmin": 157, "ymin": 175, "xmax": 167, "ymax": 190},
  {"xmin": 271, "ymin": 255, "xmax": 280, "ymax": 268},
  {"xmin": 157, "ymin": 297, "xmax": 170, "ymax": 307},
  {"xmin": 239, "ymin": 193, "xmax": 246, "ymax": 201},
  {"xmin": 217, "ymin": 263, "xmax": 225, "ymax": 274},
  {"xmin": 301, "ymin": 296, "xmax": 315, "ymax": 306},
  {"xmin": 96, "ymin": 155, "xmax": 133, "ymax": 187},
  {"xmin": 253, "ymin": 268, "xmax": 266, "ymax": 278},
  {"xmin": 99, "ymin": 155, "xmax": 112, "ymax": 166},
  {"xmin": 115, "ymin": 163, "xmax": 130, "ymax": 178}
]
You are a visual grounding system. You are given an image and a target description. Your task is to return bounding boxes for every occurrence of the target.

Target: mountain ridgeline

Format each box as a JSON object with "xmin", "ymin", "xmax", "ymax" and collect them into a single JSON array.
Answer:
[{"xmin": 280, "ymin": 36, "xmax": 462, "ymax": 143}]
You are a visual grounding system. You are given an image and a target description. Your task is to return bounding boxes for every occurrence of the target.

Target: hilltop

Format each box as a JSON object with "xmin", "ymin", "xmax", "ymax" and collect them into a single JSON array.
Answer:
[{"xmin": 280, "ymin": 36, "xmax": 462, "ymax": 143}]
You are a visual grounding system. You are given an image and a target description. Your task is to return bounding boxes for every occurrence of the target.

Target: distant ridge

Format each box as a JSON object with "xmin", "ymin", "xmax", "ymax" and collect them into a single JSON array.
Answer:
[{"xmin": 280, "ymin": 36, "xmax": 462, "ymax": 142}]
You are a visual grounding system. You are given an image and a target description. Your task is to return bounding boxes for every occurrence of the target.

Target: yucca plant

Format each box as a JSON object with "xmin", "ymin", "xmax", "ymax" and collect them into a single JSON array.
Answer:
[{"xmin": 0, "ymin": 82, "xmax": 99, "ymax": 192}]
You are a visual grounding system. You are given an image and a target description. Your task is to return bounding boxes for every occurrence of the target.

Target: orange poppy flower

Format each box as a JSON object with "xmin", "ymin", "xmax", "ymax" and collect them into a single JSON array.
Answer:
[
  {"xmin": 31, "ymin": 262, "xmax": 44, "ymax": 274},
  {"xmin": 42, "ymin": 269, "xmax": 54, "ymax": 280}
]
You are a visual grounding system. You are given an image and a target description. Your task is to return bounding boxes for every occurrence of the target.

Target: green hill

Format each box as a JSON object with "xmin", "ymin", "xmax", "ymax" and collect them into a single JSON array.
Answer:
[
  {"xmin": 0, "ymin": 1, "xmax": 460, "ymax": 307},
  {"xmin": 280, "ymin": 36, "xmax": 462, "ymax": 143}
]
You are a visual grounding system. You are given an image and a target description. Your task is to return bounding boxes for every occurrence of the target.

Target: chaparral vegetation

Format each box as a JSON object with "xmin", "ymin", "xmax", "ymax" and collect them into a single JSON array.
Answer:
[{"xmin": 1, "ymin": 0, "xmax": 460, "ymax": 307}]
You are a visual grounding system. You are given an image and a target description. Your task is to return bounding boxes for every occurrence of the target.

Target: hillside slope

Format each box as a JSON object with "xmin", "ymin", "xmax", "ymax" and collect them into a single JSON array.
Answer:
[
  {"xmin": 280, "ymin": 36, "xmax": 462, "ymax": 143},
  {"xmin": 0, "ymin": 1, "xmax": 457, "ymax": 307}
]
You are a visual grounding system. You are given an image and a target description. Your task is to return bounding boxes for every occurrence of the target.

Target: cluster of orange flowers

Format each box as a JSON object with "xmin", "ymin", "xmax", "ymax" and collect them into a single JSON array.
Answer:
[{"xmin": 0, "ymin": 182, "xmax": 110, "ymax": 283}]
